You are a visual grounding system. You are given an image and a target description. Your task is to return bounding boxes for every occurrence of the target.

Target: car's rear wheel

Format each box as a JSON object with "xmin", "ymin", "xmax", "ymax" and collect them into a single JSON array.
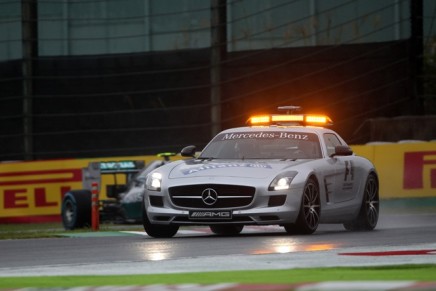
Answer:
[
  {"xmin": 142, "ymin": 199, "xmax": 179, "ymax": 238},
  {"xmin": 343, "ymin": 173, "xmax": 379, "ymax": 231},
  {"xmin": 210, "ymin": 224, "xmax": 244, "ymax": 236},
  {"xmin": 284, "ymin": 177, "xmax": 320, "ymax": 235},
  {"xmin": 61, "ymin": 190, "xmax": 92, "ymax": 230}
]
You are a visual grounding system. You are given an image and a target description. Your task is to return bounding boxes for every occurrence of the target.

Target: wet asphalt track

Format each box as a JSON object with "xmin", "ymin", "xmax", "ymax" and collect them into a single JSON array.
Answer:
[{"xmin": 0, "ymin": 204, "xmax": 435, "ymax": 277}]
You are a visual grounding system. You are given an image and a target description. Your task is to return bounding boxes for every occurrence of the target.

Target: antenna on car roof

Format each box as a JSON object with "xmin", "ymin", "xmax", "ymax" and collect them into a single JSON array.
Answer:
[{"xmin": 277, "ymin": 106, "xmax": 302, "ymax": 114}]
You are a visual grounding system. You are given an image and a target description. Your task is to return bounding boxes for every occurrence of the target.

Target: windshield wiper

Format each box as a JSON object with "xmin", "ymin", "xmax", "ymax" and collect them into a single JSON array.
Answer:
[
  {"xmin": 280, "ymin": 158, "xmax": 297, "ymax": 161},
  {"xmin": 197, "ymin": 157, "xmax": 214, "ymax": 161}
]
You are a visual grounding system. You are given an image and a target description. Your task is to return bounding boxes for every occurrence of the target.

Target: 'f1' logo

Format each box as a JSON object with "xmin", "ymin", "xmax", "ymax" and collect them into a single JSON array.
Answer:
[{"xmin": 403, "ymin": 151, "xmax": 436, "ymax": 189}]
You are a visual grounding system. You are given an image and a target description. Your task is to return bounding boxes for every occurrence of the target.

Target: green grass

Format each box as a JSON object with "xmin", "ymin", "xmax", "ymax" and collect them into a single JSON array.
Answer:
[
  {"xmin": 0, "ymin": 222, "xmax": 64, "ymax": 239},
  {"xmin": 0, "ymin": 222, "xmax": 143, "ymax": 240},
  {"xmin": 1, "ymin": 265, "xmax": 435, "ymax": 288}
]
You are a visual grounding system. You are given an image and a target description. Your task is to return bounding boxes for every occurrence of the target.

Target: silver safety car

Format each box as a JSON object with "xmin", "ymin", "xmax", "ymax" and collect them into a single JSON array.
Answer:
[{"xmin": 142, "ymin": 106, "xmax": 379, "ymax": 238}]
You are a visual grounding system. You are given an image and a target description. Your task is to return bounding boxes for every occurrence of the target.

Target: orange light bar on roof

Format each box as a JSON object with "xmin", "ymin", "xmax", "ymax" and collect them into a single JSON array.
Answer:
[
  {"xmin": 250, "ymin": 115, "xmax": 270, "ymax": 124},
  {"xmin": 248, "ymin": 113, "xmax": 333, "ymax": 126},
  {"xmin": 271, "ymin": 114, "xmax": 304, "ymax": 122},
  {"xmin": 305, "ymin": 115, "xmax": 332, "ymax": 124}
]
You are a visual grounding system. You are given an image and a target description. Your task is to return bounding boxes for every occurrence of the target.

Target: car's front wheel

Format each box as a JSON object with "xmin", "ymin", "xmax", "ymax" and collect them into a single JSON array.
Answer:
[
  {"xmin": 142, "ymin": 200, "xmax": 179, "ymax": 238},
  {"xmin": 284, "ymin": 177, "xmax": 320, "ymax": 235},
  {"xmin": 343, "ymin": 173, "xmax": 379, "ymax": 231},
  {"xmin": 210, "ymin": 224, "xmax": 244, "ymax": 236}
]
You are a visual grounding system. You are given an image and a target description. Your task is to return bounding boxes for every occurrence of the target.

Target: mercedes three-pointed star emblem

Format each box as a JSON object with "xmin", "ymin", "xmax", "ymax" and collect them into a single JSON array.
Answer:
[{"xmin": 201, "ymin": 188, "xmax": 218, "ymax": 205}]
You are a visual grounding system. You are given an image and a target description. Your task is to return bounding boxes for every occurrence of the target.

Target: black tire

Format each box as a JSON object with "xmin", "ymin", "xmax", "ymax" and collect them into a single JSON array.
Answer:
[
  {"xmin": 284, "ymin": 177, "xmax": 320, "ymax": 235},
  {"xmin": 343, "ymin": 173, "xmax": 379, "ymax": 231},
  {"xmin": 142, "ymin": 199, "xmax": 179, "ymax": 238},
  {"xmin": 61, "ymin": 190, "xmax": 92, "ymax": 230},
  {"xmin": 210, "ymin": 224, "xmax": 244, "ymax": 236}
]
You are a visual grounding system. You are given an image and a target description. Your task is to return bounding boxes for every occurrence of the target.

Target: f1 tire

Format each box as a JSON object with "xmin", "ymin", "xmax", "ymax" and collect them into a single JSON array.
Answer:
[{"xmin": 61, "ymin": 190, "xmax": 92, "ymax": 230}]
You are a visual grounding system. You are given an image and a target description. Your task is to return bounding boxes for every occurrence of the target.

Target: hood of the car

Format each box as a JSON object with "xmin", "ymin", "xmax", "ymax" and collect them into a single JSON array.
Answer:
[{"xmin": 168, "ymin": 159, "xmax": 308, "ymax": 179}]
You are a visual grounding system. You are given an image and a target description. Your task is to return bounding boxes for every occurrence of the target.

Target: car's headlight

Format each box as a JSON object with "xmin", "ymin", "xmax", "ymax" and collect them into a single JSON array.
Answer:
[
  {"xmin": 268, "ymin": 171, "xmax": 298, "ymax": 191},
  {"xmin": 146, "ymin": 172, "xmax": 163, "ymax": 191}
]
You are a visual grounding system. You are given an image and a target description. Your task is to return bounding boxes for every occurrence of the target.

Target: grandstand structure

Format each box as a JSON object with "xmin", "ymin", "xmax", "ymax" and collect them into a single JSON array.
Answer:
[{"xmin": 0, "ymin": 0, "xmax": 435, "ymax": 160}]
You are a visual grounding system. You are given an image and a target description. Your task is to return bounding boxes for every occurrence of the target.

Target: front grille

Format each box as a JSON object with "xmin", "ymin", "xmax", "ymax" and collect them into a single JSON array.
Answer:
[{"xmin": 169, "ymin": 184, "xmax": 255, "ymax": 208}]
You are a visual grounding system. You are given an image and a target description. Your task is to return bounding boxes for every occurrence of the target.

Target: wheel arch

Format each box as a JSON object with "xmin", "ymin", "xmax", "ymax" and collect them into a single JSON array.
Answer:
[
  {"xmin": 364, "ymin": 169, "xmax": 380, "ymax": 200},
  {"xmin": 369, "ymin": 169, "xmax": 379, "ymax": 185},
  {"xmin": 307, "ymin": 173, "xmax": 322, "ymax": 211}
]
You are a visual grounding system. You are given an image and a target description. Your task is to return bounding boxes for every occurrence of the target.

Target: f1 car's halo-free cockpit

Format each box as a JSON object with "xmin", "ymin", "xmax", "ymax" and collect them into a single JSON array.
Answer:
[{"xmin": 142, "ymin": 106, "xmax": 379, "ymax": 238}]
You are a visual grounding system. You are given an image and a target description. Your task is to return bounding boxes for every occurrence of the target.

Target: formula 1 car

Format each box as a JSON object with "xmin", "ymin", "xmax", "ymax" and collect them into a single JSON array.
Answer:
[
  {"xmin": 61, "ymin": 153, "xmax": 175, "ymax": 230},
  {"xmin": 142, "ymin": 106, "xmax": 379, "ymax": 237}
]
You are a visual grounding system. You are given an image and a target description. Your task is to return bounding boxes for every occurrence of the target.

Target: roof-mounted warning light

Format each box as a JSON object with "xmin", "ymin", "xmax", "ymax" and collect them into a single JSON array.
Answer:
[{"xmin": 248, "ymin": 106, "xmax": 333, "ymax": 127}]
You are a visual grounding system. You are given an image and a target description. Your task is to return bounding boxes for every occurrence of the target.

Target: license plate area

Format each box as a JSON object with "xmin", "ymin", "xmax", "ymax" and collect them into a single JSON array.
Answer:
[{"xmin": 189, "ymin": 210, "xmax": 232, "ymax": 220}]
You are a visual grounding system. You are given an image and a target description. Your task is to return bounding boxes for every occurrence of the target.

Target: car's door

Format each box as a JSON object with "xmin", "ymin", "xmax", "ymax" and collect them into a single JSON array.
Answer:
[
  {"xmin": 333, "ymin": 156, "xmax": 358, "ymax": 203},
  {"xmin": 323, "ymin": 133, "xmax": 357, "ymax": 203}
]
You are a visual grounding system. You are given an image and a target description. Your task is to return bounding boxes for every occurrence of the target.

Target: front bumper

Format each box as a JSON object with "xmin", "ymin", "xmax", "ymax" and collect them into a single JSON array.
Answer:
[{"xmin": 144, "ymin": 184, "xmax": 304, "ymax": 226}]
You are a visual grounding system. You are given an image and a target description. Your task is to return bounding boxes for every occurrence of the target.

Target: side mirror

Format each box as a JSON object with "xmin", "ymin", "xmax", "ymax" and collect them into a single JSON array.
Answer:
[
  {"xmin": 331, "ymin": 145, "xmax": 353, "ymax": 157},
  {"xmin": 181, "ymin": 145, "xmax": 197, "ymax": 157}
]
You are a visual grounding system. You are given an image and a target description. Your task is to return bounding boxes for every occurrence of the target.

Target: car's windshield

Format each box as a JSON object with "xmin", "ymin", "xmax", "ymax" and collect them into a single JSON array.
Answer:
[{"xmin": 199, "ymin": 131, "xmax": 322, "ymax": 160}]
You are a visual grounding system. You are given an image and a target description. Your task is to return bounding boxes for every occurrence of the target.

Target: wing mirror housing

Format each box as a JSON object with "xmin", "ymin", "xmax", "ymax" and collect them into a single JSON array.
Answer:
[
  {"xmin": 181, "ymin": 145, "xmax": 197, "ymax": 157},
  {"xmin": 331, "ymin": 145, "xmax": 353, "ymax": 157}
]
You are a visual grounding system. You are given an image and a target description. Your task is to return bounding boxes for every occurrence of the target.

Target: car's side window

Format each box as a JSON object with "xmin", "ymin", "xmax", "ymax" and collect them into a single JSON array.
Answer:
[{"xmin": 323, "ymin": 133, "xmax": 342, "ymax": 157}]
